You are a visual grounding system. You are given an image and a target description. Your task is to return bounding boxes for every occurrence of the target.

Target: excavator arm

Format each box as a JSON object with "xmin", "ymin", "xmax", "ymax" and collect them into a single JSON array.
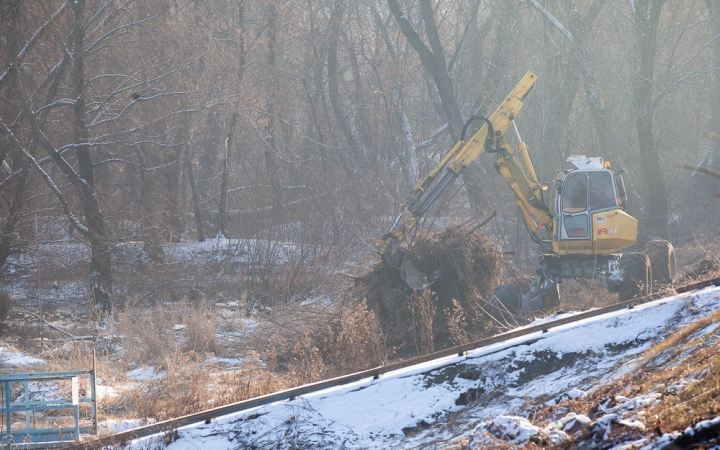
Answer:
[{"xmin": 382, "ymin": 72, "xmax": 552, "ymax": 287}]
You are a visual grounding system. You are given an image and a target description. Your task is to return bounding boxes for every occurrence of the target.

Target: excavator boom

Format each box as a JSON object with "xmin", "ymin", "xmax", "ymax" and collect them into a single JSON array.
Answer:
[{"xmin": 382, "ymin": 72, "xmax": 551, "ymax": 287}]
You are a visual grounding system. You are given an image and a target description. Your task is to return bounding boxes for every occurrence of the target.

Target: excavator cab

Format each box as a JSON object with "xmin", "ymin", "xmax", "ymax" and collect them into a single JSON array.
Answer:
[
  {"xmin": 552, "ymin": 156, "xmax": 637, "ymax": 256},
  {"xmin": 557, "ymin": 160, "xmax": 617, "ymax": 240}
]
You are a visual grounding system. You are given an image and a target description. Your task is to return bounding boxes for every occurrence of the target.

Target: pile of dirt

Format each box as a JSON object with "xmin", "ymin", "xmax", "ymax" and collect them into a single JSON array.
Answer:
[{"xmin": 357, "ymin": 226, "xmax": 503, "ymax": 354}]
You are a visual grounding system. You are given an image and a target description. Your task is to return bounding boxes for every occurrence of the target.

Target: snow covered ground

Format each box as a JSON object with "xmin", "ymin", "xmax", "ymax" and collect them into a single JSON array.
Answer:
[
  {"xmin": 0, "ymin": 346, "xmax": 45, "ymax": 368},
  {"xmin": 122, "ymin": 286, "xmax": 720, "ymax": 449}
]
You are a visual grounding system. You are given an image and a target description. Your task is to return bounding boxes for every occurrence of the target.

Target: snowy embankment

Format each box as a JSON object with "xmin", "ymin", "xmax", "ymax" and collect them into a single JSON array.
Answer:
[{"xmin": 122, "ymin": 286, "xmax": 720, "ymax": 449}]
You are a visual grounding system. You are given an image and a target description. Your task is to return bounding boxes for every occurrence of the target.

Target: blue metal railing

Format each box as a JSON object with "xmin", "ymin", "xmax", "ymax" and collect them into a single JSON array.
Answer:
[{"xmin": 1, "ymin": 365, "xmax": 97, "ymax": 449}]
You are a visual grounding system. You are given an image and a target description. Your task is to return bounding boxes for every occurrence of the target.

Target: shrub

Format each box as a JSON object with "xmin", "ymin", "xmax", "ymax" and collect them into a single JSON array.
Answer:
[{"xmin": 183, "ymin": 299, "xmax": 218, "ymax": 354}]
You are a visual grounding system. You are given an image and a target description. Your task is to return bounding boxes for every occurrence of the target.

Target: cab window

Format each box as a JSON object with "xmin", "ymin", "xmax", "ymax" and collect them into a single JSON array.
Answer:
[
  {"xmin": 562, "ymin": 173, "xmax": 587, "ymax": 213},
  {"xmin": 588, "ymin": 171, "xmax": 616, "ymax": 211}
]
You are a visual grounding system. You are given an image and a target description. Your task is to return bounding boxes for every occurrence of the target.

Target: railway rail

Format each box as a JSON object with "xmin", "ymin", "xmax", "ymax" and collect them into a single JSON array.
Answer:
[{"xmin": 69, "ymin": 274, "xmax": 720, "ymax": 449}]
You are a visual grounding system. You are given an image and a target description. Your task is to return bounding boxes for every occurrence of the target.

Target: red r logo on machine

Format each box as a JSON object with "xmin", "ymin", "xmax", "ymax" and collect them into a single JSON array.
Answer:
[{"xmin": 597, "ymin": 228, "xmax": 618, "ymax": 235}]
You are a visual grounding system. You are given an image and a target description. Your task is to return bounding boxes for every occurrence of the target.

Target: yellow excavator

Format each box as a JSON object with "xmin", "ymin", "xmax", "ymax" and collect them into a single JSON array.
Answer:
[{"xmin": 381, "ymin": 71, "xmax": 676, "ymax": 314}]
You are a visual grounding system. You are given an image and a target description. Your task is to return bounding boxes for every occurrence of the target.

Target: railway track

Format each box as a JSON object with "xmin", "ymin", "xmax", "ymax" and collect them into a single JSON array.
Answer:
[{"xmin": 71, "ymin": 274, "xmax": 720, "ymax": 449}]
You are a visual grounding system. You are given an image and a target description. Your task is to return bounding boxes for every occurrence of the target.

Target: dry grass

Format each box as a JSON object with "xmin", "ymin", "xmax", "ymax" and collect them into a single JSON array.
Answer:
[
  {"xmin": 276, "ymin": 299, "xmax": 387, "ymax": 384},
  {"xmin": 445, "ymin": 299, "xmax": 470, "ymax": 346},
  {"xmin": 183, "ymin": 299, "xmax": 218, "ymax": 354},
  {"xmin": 518, "ymin": 305, "xmax": 720, "ymax": 449},
  {"xmin": 115, "ymin": 301, "xmax": 183, "ymax": 362},
  {"xmin": 108, "ymin": 351, "xmax": 214, "ymax": 420},
  {"xmin": 559, "ymin": 278, "xmax": 618, "ymax": 311},
  {"xmin": 114, "ymin": 298, "xmax": 219, "ymax": 362},
  {"xmin": 214, "ymin": 354, "xmax": 287, "ymax": 405},
  {"xmin": 640, "ymin": 310, "xmax": 720, "ymax": 433},
  {"xmin": 410, "ymin": 289, "xmax": 437, "ymax": 355},
  {"xmin": 644, "ymin": 306, "xmax": 720, "ymax": 359},
  {"xmin": 100, "ymin": 298, "xmax": 390, "ymax": 421}
]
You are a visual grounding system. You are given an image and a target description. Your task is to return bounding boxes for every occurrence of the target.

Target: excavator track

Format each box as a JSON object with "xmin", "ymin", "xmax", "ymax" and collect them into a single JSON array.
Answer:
[{"xmin": 69, "ymin": 273, "xmax": 720, "ymax": 449}]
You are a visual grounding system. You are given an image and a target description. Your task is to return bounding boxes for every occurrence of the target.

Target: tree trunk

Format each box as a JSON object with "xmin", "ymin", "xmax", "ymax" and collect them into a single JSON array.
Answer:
[
  {"xmin": 162, "ymin": 146, "xmax": 183, "ymax": 243},
  {"xmin": 328, "ymin": 1, "xmax": 366, "ymax": 158},
  {"xmin": 130, "ymin": 143, "xmax": 166, "ymax": 263},
  {"xmin": 703, "ymin": 0, "xmax": 720, "ymax": 196},
  {"xmin": 528, "ymin": 0, "xmax": 614, "ymax": 160},
  {"xmin": 0, "ymin": 4, "xmax": 36, "ymax": 270},
  {"xmin": 386, "ymin": 0, "xmax": 486, "ymax": 210},
  {"xmin": 218, "ymin": 113, "xmax": 238, "ymax": 238},
  {"xmin": 265, "ymin": 2, "xmax": 282, "ymax": 217},
  {"xmin": 0, "ymin": 159, "xmax": 29, "ymax": 270},
  {"xmin": 542, "ymin": 44, "xmax": 580, "ymax": 167},
  {"xmin": 371, "ymin": 2, "xmax": 418, "ymax": 183},
  {"xmin": 632, "ymin": 0, "xmax": 669, "ymax": 239},
  {"xmin": 237, "ymin": 0, "xmax": 246, "ymax": 82},
  {"xmin": 70, "ymin": 0, "xmax": 113, "ymax": 314},
  {"xmin": 185, "ymin": 152, "xmax": 206, "ymax": 242}
]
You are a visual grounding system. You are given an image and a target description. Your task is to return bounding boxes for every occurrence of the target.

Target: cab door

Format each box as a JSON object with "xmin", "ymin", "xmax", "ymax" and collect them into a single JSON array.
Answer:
[{"xmin": 559, "ymin": 172, "xmax": 590, "ymax": 240}]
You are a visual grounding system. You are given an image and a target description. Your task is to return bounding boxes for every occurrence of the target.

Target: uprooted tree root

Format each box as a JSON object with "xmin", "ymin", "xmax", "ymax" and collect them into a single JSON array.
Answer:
[{"xmin": 357, "ymin": 225, "xmax": 503, "ymax": 355}]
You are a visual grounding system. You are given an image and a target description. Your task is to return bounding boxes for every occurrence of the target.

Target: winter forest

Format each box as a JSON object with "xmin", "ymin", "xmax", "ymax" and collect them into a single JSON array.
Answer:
[{"xmin": 1, "ymin": 0, "xmax": 719, "ymax": 318}]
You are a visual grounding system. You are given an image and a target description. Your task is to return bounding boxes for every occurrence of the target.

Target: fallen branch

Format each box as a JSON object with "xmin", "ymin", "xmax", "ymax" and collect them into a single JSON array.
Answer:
[
  {"xmin": 677, "ymin": 162, "xmax": 720, "ymax": 196},
  {"xmin": 132, "ymin": 278, "xmax": 192, "ymax": 308},
  {"xmin": 21, "ymin": 309, "xmax": 78, "ymax": 339},
  {"xmin": 470, "ymin": 211, "xmax": 498, "ymax": 234},
  {"xmin": 676, "ymin": 161, "xmax": 720, "ymax": 178},
  {"xmin": 53, "ymin": 336, "xmax": 94, "ymax": 342}
]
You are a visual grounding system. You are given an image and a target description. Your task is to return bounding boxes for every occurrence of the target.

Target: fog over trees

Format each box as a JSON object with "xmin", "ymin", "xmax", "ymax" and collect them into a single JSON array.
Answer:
[{"xmin": 1, "ymin": 0, "xmax": 717, "ymax": 315}]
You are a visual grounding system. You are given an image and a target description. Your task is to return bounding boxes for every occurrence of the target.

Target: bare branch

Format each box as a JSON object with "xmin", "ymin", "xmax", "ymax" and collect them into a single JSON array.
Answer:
[
  {"xmin": 0, "ymin": 1, "xmax": 67, "ymax": 86},
  {"xmin": 526, "ymin": 0, "xmax": 575, "ymax": 44},
  {"xmin": 0, "ymin": 121, "xmax": 88, "ymax": 235}
]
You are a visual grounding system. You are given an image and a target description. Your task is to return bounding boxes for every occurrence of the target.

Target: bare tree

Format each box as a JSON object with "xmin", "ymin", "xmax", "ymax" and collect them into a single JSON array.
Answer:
[
  {"xmin": 386, "ymin": 0, "xmax": 487, "ymax": 209},
  {"xmin": 631, "ymin": 0, "xmax": 669, "ymax": 238},
  {"xmin": 526, "ymin": 0, "xmax": 614, "ymax": 160}
]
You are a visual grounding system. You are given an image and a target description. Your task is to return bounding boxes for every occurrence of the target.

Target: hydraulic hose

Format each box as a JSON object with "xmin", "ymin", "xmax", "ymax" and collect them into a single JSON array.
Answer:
[
  {"xmin": 411, "ymin": 170, "xmax": 458, "ymax": 218},
  {"xmin": 460, "ymin": 115, "xmax": 495, "ymax": 152}
]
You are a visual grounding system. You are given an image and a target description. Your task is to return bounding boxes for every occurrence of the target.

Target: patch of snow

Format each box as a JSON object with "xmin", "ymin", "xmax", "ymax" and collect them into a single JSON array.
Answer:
[
  {"xmin": 99, "ymin": 419, "xmax": 155, "ymax": 435},
  {"xmin": 26, "ymin": 381, "xmax": 62, "ymax": 401},
  {"xmin": 616, "ymin": 393, "xmax": 662, "ymax": 413},
  {"xmin": 566, "ymin": 388, "xmax": 587, "ymax": 399},
  {"xmin": 96, "ymin": 385, "xmax": 119, "ymax": 400},
  {"xmin": 545, "ymin": 427, "xmax": 570, "ymax": 444},
  {"xmin": 552, "ymin": 412, "xmax": 591, "ymax": 432},
  {"xmin": 683, "ymin": 415, "xmax": 720, "ymax": 436},
  {"xmin": 636, "ymin": 433, "xmax": 679, "ymax": 450},
  {"xmin": 666, "ymin": 379, "xmax": 688, "ymax": 394},
  {"xmin": 172, "ymin": 324, "xmax": 186, "ymax": 330},
  {"xmin": 596, "ymin": 413, "xmax": 646, "ymax": 436},
  {"xmin": 0, "ymin": 347, "xmax": 45, "ymax": 367},
  {"xmin": 614, "ymin": 437, "xmax": 650, "ymax": 449},
  {"xmin": 127, "ymin": 366, "xmax": 165, "ymax": 381},
  {"xmin": 214, "ymin": 357, "xmax": 243, "ymax": 367},
  {"xmin": 492, "ymin": 415, "xmax": 539, "ymax": 443},
  {"xmin": 216, "ymin": 301, "xmax": 238, "ymax": 308}
]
